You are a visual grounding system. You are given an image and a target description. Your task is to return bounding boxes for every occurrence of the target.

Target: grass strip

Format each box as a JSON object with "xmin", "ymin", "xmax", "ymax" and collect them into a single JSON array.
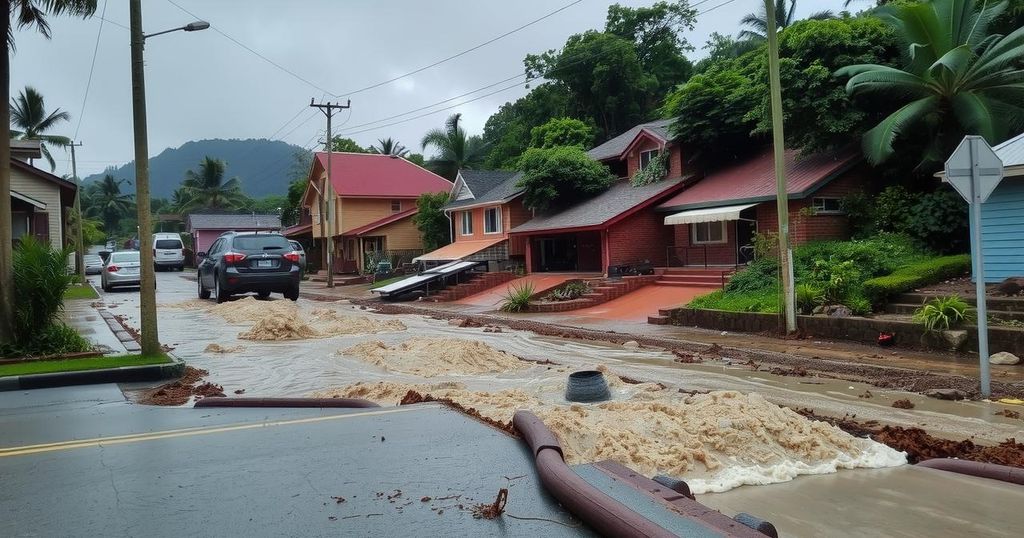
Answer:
[
  {"xmin": 0, "ymin": 354, "xmax": 171, "ymax": 377},
  {"xmin": 63, "ymin": 284, "xmax": 99, "ymax": 300}
]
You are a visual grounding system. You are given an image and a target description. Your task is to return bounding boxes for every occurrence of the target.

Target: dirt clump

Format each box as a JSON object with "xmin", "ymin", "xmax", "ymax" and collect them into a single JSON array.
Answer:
[
  {"xmin": 211, "ymin": 296, "xmax": 298, "ymax": 323},
  {"xmin": 238, "ymin": 316, "xmax": 321, "ymax": 340},
  {"xmin": 193, "ymin": 382, "xmax": 226, "ymax": 398},
  {"xmin": 342, "ymin": 337, "xmax": 531, "ymax": 377},
  {"xmin": 204, "ymin": 343, "xmax": 244, "ymax": 354},
  {"xmin": 996, "ymin": 409, "xmax": 1021, "ymax": 419},
  {"xmin": 138, "ymin": 366, "xmax": 213, "ymax": 406},
  {"xmin": 471, "ymin": 489, "xmax": 507, "ymax": 519},
  {"xmin": 891, "ymin": 399, "xmax": 915, "ymax": 409},
  {"xmin": 311, "ymin": 308, "xmax": 407, "ymax": 335},
  {"xmin": 401, "ymin": 390, "xmax": 518, "ymax": 435}
]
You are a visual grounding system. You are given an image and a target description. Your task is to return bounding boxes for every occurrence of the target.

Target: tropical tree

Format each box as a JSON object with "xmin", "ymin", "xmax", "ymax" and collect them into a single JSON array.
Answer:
[
  {"xmin": 329, "ymin": 137, "xmax": 368, "ymax": 153},
  {"xmin": 85, "ymin": 175, "xmax": 133, "ymax": 234},
  {"xmin": 411, "ymin": 192, "xmax": 451, "ymax": 251},
  {"xmin": 739, "ymin": 0, "xmax": 834, "ymax": 41},
  {"xmin": 9, "ymin": 86, "xmax": 71, "ymax": 170},
  {"xmin": 515, "ymin": 146, "xmax": 615, "ymax": 212},
  {"xmin": 420, "ymin": 113, "xmax": 488, "ymax": 180},
  {"xmin": 1, "ymin": 1, "xmax": 97, "ymax": 346},
  {"xmin": 837, "ymin": 0, "xmax": 1024, "ymax": 168},
  {"xmin": 177, "ymin": 157, "xmax": 247, "ymax": 211},
  {"xmin": 368, "ymin": 137, "xmax": 408, "ymax": 157}
]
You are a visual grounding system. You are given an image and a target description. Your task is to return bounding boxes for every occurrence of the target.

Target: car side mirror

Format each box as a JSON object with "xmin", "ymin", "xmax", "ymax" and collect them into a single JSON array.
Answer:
[{"xmin": 196, "ymin": 252, "xmax": 207, "ymax": 258}]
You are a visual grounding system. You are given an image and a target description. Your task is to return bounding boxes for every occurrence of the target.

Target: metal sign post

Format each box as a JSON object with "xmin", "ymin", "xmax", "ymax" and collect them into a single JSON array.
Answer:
[{"xmin": 944, "ymin": 135, "xmax": 1004, "ymax": 398}]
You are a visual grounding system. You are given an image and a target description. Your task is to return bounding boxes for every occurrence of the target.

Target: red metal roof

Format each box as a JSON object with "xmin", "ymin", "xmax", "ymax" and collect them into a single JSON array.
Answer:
[
  {"xmin": 282, "ymin": 223, "xmax": 312, "ymax": 237},
  {"xmin": 342, "ymin": 207, "xmax": 417, "ymax": 236},
  {"xmin": 658, "ymin": 148, "xmax": 860, "ymax": 211},
  {"xmin": 312, "ymin": 152, "xmax": 452, "ymax": 198}
]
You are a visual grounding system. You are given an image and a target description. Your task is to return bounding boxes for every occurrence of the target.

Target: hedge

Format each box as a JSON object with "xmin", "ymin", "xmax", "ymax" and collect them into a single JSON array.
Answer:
[{"xmin": 862, "ymin": 254, "xmax": 972, "ymax": 303}]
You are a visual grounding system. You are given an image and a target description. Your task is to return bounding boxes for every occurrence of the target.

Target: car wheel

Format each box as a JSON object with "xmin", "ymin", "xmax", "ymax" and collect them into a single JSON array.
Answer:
[
  {"xmin": 198, "ymin": 275, "xmax": 210, "ymax": 299},
  {"xmin": 214, "ymin": 274, "xmax": 229, "ymax": 304},
  {"xmin": 285, "ymin": 285, "xmax": 300, "ymax": 301},
  {"xmin": 257, "ymin": 291, "xmax": 271, "ymax": 299}
]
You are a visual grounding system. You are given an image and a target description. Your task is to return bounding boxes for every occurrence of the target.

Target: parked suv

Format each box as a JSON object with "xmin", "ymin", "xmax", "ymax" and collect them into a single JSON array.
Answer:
[
  {"xmin": 197, "ymin": 231, "xmax": 301, "ymax": 303},
  {"xmin": 153, "ymin": 232, "xmax": 185, "ymax": 271}
]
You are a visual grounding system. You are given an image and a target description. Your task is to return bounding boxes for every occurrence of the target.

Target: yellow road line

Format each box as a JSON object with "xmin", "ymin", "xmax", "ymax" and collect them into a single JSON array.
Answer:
[{"xmin": 0, "ymin": 406, "xmax": 418, "ymax": 458}]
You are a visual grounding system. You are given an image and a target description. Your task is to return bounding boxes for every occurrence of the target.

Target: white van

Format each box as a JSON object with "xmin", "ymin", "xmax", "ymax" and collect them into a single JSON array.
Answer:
[{"xmin": 152, "ymin": 232, "xmax": 185, "ymax": 271}]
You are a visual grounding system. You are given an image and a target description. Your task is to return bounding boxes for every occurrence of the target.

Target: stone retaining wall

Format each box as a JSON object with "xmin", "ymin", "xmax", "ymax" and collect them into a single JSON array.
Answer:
[{"xmin": 663, "ymin": 308, "xmax": 1024, "ymax": 354}]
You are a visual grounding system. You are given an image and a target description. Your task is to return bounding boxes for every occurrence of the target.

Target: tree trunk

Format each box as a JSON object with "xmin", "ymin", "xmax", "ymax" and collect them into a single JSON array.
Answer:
[{"xmin": 0, "ymin": 3, "xmax": 15, "ymax": 344}]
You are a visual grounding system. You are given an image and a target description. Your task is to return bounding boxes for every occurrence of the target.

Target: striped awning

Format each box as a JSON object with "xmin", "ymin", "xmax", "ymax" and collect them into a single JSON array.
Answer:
[{"xmin": 663, "ymin": 203, "xmax": 757, "ymax": 225}]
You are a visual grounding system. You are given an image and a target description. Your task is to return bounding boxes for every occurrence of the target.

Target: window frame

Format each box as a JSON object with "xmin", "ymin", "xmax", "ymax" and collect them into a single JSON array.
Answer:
[
  {"xmin": 460, "ymin": 211, "xmax": 473, "ymax": 235},
  {"xmin": 390, "ymin": 199, "xmax": 402, "ymax": 213},
  {"xmin": 639, "ymin": 148, "xmax": 660, "ymax": 169},
  {"xmin": 691, "ymin": 221, "xmax": 727, "ymax": 245},
  {"xmin": 811, "ymin": 197, "xmax": 844, "ymax": 215},
  {"xmin": 483, "ymin": 207, "xmax": 502, "ymax": 235}
]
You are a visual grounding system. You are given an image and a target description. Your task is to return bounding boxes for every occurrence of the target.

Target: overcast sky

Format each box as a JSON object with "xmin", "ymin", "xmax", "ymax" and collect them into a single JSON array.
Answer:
[{"xmin": 12, "ymin": 0, "xmax": 851, "ymax": 180}]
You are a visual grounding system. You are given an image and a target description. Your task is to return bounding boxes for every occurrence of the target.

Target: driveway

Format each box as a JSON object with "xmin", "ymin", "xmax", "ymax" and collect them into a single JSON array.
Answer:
[
  {"xmin": 453, "ymin": 273, "xmax": 599, "ymax": 312},
  {"xmin": 565, "ymin": 284, "xmax": 706, "ymax": 322}
]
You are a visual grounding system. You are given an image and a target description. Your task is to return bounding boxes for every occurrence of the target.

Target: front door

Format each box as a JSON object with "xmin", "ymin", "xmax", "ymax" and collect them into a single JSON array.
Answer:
[{"xmin": 736, "ymin": 219, "xmax": 757, "ymax": 265}]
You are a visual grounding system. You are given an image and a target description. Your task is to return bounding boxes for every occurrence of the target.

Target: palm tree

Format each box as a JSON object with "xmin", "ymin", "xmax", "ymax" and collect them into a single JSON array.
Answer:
[
  {"xmin": 85, "ymin": 175, "xmax": 133, "ymax": 234},
  {"xmin": 836, "ymin": 0, "xmax": 1024, "ymax": 167},
  {"xmin": 420, "ymin": 114, "xmax": 488, "ymax": 180},
  {"xmin": 178, "ymin": 157, "xmax": 247, "ymax": 211},
  {"xmin": 369, "ymin": 137, "xmax": 408, "ymax": 157},
  {"xmin": 1, "ymin": 1, "xmax": 97, "ymax": 346},
  {"xmin": 738, "ymin": 0, "xmax": 834, "ymax": 41},
  {"xmin": 10, "ymin": 86, "xmax": 71, "ymax": 171}
]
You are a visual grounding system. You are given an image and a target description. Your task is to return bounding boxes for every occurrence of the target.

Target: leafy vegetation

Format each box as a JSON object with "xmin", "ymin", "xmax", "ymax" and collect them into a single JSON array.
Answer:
[
  {"xmin": 64, "ymin": 283, "xmax": 98, "ymax": 300},
  {"xmin": 914, "ymin": 296, "xmax": 976, "ymax": 332},
  {"xmin": 412, "ymin": 192, "xmax": 452, "ymax": 251},
  {"xmin": 738, "ymin": 0, "xmax": 834, "ymax": 43},
  {"xmin": 500, "ymin": 282, "xmax": 536, "ymax": 313},
  {"xmin": 529, "ymin": 117, "xmax": 595, "ymax": 150},
  {"xmin": 631, "ymin": 151, "xmax": 668, "ymax": 186},
  {"xmin": 516, "ymin": 146, "xmax": 615, "ymax": 211},
  {"xmin": 843, "ymin": 186, "xmax": 968, "ymax": 253},
  {"xmin": 0, "ymin": 354, "xmax": 171, "ymax": 377},
  {"xmin": 689, "ymin": 288, "xmax": 781, "ymax": 313},
  {"xmin": 176, "ymin": 157, "xmax": 247, "ymax": 212},
  {"xmin": 544, "ymin": 280, "xmax": 592, "ymax": 301},
  {"xmin": 837, "ymin": 0, "xmax": 1024, "ymax": 168},
  {"xmin": 1, "ymin": 236, "xmax": 91, "ymax": 358},
  {"xmin": 862, "ymin": 254, "xmax": 973, "ymax": 303},
  {"xmin": 368, "ymin": 137, "xmax": 408, "ymax": 156},
  {"xmin": 421, "ymin": 113, "xmax": 488, "ymax": 180},
  {"xmin": 9, "ymin": 85, "xmax": 71, "ymax": 171}
]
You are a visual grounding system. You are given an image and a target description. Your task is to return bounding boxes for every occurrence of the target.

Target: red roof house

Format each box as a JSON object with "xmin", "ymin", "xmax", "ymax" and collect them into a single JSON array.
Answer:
[{"xmin": 295, "ymin": 152, "xmax": 452, "ymax": 273}]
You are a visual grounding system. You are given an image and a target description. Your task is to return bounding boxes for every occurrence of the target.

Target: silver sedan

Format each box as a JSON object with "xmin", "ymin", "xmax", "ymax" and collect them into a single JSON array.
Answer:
[
  {"xmin": 84, "ymin": 254, "xmax": 104, "ymax": 275},
  {"xmin": 101, "ymin": 250, "xmax": 142, "ymax": 291}
]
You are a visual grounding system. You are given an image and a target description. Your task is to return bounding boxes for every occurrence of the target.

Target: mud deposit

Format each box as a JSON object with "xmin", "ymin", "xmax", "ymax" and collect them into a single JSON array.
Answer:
[
  {"xmin": 139, "ymin": 366, "xmax": 225, "ymax": 405},
  {"xmin": 342, "ymin": 338, "xmax": 531, "ymax": 377},
  {"xmin": 204, "ymin": 343, "xmax": 244, "ymax": 354},
  {"xmin": 316, "ymin": 380, "xmax": 905, "ymax": 493},
  {"xmin": 798, "ymin": 410, "xmax": 1024, "ymax": 467}
]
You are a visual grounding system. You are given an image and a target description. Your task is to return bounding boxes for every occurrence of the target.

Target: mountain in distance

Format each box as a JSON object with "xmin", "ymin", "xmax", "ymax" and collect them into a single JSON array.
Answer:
[{"xmin": 82, "ymin": 138, "xmax": 309, "ymax": 199}]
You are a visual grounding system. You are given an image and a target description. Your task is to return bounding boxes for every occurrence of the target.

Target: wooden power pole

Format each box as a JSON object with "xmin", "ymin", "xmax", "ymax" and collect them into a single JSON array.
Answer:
[
  {"xmin": 309, "ymin": 99, "xmax": 350, "ymax": 288},
  {"xmin": 69, "ymin": 141, "xmax": 85, "ymax": 283}
]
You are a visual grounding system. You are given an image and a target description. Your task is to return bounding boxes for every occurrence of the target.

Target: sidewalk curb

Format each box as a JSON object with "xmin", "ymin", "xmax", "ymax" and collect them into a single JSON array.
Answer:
[{"xmin": 0, "ymin": 355, "xmax": 186, "ymax": 392}]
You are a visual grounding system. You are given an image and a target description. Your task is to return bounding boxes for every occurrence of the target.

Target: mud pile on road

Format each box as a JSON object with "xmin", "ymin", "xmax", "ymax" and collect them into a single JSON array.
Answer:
[
  {"xmin": 204, "ymin": 343, "xmax": 244, "ymax": 353},
  {"xmin": 138, "ymin": 366, "xmax": 225, "ymax": 405},
  {"xmin": 315, "ymin": 380, "xmax": 905, "ymax": 493},
  {"xmin": 311, "ymin": 307, "xmax": 407, "ymax": 336},
  {"xmin": 211, "ymin": 296, "xmax": 298, "ymax": 323},
  {"xmin": 341, "ymin": 337, "xmax": 531, "ymax": 377},
  {"xmin": 239, "ymin": 316, "xmax": 321, "ymax": 340}
]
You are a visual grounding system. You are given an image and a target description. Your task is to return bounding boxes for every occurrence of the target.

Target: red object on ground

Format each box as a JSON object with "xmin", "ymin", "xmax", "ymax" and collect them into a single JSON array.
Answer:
[{"xmin": 878, "ymin": 332, "xmax": 895, "ymax": 347}]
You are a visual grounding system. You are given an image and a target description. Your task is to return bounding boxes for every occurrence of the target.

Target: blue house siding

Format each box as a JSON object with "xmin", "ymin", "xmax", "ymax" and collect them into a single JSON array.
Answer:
[{"xmin": 976, "ymin": 177, "xmax": 1024, "ymax": 283}]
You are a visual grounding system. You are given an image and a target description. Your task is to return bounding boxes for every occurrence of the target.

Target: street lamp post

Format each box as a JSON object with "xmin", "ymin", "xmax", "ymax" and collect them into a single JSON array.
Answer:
[{"xmin": 129, "ymin": 0, "xmax": 208, "ymax": 356}]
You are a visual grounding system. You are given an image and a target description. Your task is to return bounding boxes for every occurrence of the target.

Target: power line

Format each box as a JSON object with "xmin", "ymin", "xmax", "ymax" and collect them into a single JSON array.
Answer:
[
  {"xmin": 335, "ymin": 0, "xmax": 584, "ymax": 98},
  {"xmin": 98, "ymin": 15, "xmax": 128, "ymax": 31},
  {"xmin": 163, "ymin": 0, "xmax": 338, "ymax": 96},
  {"xmin": 73, "ymin": 0, "xmax": 107, "ymax": 141}
]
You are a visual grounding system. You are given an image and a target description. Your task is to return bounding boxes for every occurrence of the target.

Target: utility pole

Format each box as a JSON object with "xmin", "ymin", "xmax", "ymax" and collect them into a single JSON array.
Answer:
[
  {"xmin": 69, "ymin": 141, "xmax": 85, "ymax": 283},
  {"xmin": 129, "ymin": 0, "xmax": 160, "ymax": 356},
  {"xmin": 764, "ymin": 0, "xmax": 796, "ymax": 333},
  {"xmin": 309, "ymin": 99, "xmax": 350, "ymax": 288}
]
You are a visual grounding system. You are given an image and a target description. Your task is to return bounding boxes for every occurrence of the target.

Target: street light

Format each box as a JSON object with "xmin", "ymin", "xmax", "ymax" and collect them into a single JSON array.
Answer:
[{"xmin": 129, "ymin": 0, "xmax": 208, "ymax": 356}]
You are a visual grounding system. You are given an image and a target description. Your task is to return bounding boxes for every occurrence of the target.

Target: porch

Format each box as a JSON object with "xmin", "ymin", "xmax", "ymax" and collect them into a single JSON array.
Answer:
[
  {"xmin": 663, "ymin": 203, "xmax": 759, "ymax": 268},
  {"xmin": 524, "ymin": 231, "xmax": 603, "ymax": 273}
]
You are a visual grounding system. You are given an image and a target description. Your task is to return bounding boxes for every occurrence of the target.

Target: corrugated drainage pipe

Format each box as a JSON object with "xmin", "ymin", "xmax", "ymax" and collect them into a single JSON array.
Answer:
[
  {"xmin": 918, "ymin": 458, "xmax": 1024, "ymax": 486},
  {"xmin": 193, "ymin": 397, "xmax": 380, "ymax": 409},
  {"xmin": 514, "ymin": 410, "xmax": 679, "ymax": 537}
]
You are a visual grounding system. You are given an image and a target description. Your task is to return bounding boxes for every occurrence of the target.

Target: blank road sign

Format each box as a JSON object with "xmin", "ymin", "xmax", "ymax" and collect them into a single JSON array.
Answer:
[{"xmin": 944, "ymin": 136, "xmax": 1004, "ymax": 204}]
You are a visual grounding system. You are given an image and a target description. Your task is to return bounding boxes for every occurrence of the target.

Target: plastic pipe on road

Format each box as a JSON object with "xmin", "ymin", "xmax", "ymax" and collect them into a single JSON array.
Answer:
[
  {"xmin": 194, "ymin": 397, "xmax": 380, "ymax": 409},
  {"xmin": 918, "ymin": 458, "xmax": 1024, "ymax": 486}
]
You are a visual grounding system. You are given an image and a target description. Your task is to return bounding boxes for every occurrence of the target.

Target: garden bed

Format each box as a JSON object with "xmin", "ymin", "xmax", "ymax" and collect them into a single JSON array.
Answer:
[{"xmin": 0, "ymin": 353, "xmax": 173, "ymax": 378}]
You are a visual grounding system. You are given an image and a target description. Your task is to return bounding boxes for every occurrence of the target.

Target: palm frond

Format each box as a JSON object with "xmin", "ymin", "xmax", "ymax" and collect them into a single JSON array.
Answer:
[{"xmin": 861, "ymin": 96, "xmax": 938, "ymax": 164}]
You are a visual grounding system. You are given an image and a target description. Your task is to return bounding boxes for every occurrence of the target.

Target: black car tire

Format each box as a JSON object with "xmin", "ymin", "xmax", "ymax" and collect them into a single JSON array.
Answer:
[
  {"xmin": 198, "ymin": 274, "xmax": 211, "ymax": 299},
  {"xmin": 257, "ymin": 291, "xmax": 271, "ymax": 299},
  {"xmin": 285, "ymin": 285, "xmax": 299, "ymax": 301},
  {"xmin": 215, "ymin": 274, "xmax": 230, "ymax": 304}
]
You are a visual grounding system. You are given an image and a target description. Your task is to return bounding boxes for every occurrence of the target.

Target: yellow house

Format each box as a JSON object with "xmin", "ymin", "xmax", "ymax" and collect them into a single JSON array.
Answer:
[{"xmin": 292, "ymin": 152, "xmax": 452, "ymax": 274}]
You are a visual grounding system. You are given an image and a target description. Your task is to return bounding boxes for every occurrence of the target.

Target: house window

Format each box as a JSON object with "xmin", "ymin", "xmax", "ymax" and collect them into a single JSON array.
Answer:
[
  {"xmin": 639, "ymin": 149, "xmax": 660, "ymax": 169},
  {"xmin": 391, "ymin": 200, "xmax": 402, "ymax": 212},
  {"xmin": 484, "ymin": 207, "xmax": 502, "ymax": 234},
  {"xmin": 691, "ymin": 221, "xmax": 726, "ymax": 244},
  {"xmin": 461, "ymin": 211, "xmax": 473, "ymax": 235},
  {"xmin": 812, "ymin": 197, "xmax": 843, "ymax": 214}
]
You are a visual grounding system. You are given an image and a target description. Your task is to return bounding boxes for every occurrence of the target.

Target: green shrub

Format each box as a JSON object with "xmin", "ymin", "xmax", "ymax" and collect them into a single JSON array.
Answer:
[
  {"xmin": 913, "ymin": 296, "xmax": 976, "ymax": 332},
  {"xmin": 862, "ymin": 255, "xmax": 972, "ymax": 303},
  {"xmin": 546, "ymin": 280, "xmax": 590, "ymax": 301},
  {"xmin": 845, "ymin": 294, "xmax": 874, "ymax": 316},
  {"xmin": 725, "ymin": 257, "xmax": 779, "ymax": 293},
  {"xmin": 688, "ymin": 288, "xmax": 780, "ymax": 313},
  {"xmin": 811, "ymin": 258, "xmax": 861, "ymax": 304},
  {"xmin": 796, "ymin": 283, "xmax": 823, "ymax": 314},
  {"xmin": 500, "ymin": 282, "xmax": 535, "ymax": 313},
  {"xmin": 11, "ymin": 236, "xmax": 77, "ymax": 349}
]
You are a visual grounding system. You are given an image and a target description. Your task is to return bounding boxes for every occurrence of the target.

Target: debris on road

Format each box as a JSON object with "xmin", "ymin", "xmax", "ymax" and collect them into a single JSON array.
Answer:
[{"xmin": 341, "ymin": 337, "xmax": 531, "ymax": 377}]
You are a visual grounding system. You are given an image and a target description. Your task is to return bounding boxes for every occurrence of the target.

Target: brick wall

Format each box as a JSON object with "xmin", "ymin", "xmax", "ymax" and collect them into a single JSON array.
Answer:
[
  {"xmin": 670, "ymin": 223, "xmax": 737, "ymax": 266},
  {"xmin": 625, "ymin": 140, "xmax": 683, "ymax": 179},
  {"xmin": 607, "ymin": 207, "xmax": 673, "ymax": 267}
]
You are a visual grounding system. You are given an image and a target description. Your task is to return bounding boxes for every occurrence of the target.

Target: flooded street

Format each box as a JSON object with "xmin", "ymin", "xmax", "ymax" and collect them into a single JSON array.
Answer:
[{"xmin": 91, "ymin": 271, "xmax": 1024, "ymax": 535}]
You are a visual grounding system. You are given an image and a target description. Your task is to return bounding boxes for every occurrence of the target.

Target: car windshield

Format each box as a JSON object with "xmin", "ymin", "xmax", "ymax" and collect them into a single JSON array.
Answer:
[
  {"xmin": 155, "ymin": 239, "xmax": 182, "ymax": 249},
  {"xmin": 290, "ymin": 241, "xmax": 302, "ymax": 251},
  {"xmin": 109, "ymin": 252, "xmax": 140, "ymax": 263},
  {"xmin": 233, "ymin": 235, "xmax": 291, "ymax": 251}
]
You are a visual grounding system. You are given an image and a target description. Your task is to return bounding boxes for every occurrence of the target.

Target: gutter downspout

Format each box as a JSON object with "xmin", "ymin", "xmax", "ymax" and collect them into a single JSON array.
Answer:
[{"xmin": 445, "ymin": 209, "xmax": 454, "ymax": 244}]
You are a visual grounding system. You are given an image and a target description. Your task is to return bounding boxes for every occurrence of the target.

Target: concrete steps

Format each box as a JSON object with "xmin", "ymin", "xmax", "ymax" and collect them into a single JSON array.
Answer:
[
  {"xmin": 886, "ymin": 302, "xmax": 1024, "ymax": 322},
  {"xmin": 896, "ymin": 292, "xmax": 1024, "ymax": 312},
  {"xmin": 654, "ymin": 268, "xmax": 732, "ymax": 288},
  {"xmin": 426, "ymin": 272, "xmax": 516, "ymax": 302}
]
